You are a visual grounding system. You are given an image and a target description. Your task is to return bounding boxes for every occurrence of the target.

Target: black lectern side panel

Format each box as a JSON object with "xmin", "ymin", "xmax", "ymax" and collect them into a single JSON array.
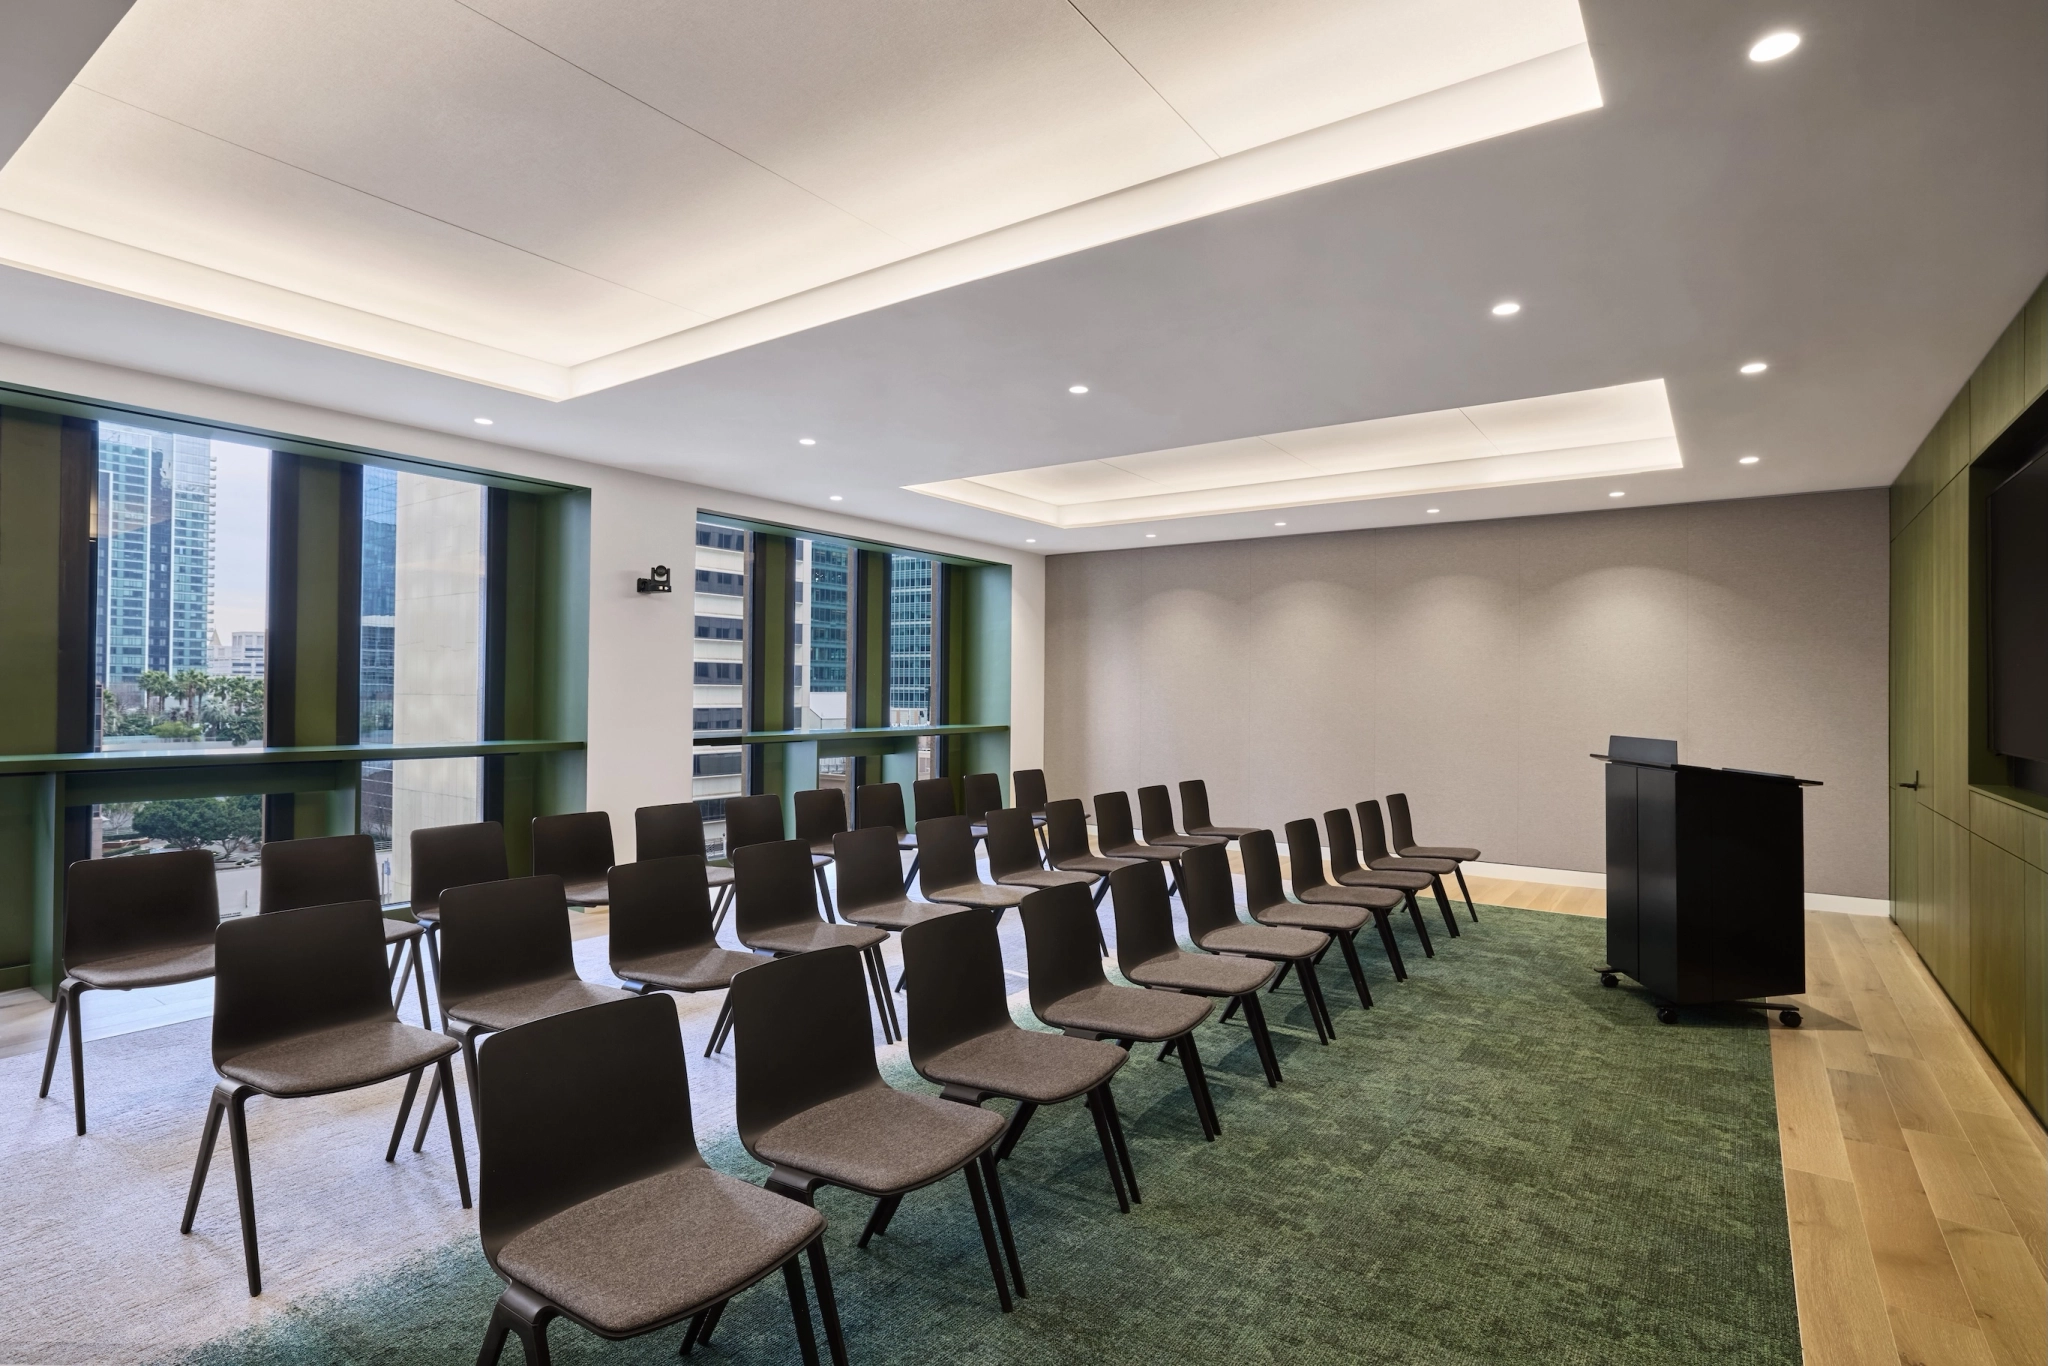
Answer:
[
  {"xmin": 1605, "ymin": 763, "xmax": 1640, "ymax": 976},
  {"xmin": 1637, "ymin": 766, "xmax": 1681, "ymax": 999}
]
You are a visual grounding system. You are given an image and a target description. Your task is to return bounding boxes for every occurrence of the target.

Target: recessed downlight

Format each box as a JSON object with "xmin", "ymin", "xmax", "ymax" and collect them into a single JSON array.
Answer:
[
  {"xmin": 828, "ymin": 494, "xmax": 844, "ymax": 500},
  {"xmin": 1144, "ymin": 533, "xmax": 1157, "ymax": 539},
  {"xmin": 1024, "ymin": 538, "xmax": 1037, "ymax": 544},
  {"xmin": 473, "ymin": 417, "xmax": 493, "ymax": 425},
  {"xmin": 1068, "ymin": 385, "xmax": 1090, "ymax": 395},
  {"xmin": 1739, "ymin": 361, "xmax": 1769, "ymax": 375},
  {"xmin": 1274, "ymin": 521, "xmax": 1287, "ymax": 527},
  {"xmin": 798, "ymin": 437, "xmax": 817, "ymax": 446},
  {"xmin": 1749, "ymin": 30, "xmax": 1801, "ymax": 62},
  {"xmin": 1608, "ymin": 490, "xmax": 1626, "ymax": 498},
  {"xmin": 1426, "ymin": 508, "xmax": 1441, "ymax": 514},
  {"xmin": 1739, "ymin": 455, "xmax": 1761, "ymax": 465},
  {"xmin": 1490, "ymin": 300, "xmax": 1522, "ymax": 317}
]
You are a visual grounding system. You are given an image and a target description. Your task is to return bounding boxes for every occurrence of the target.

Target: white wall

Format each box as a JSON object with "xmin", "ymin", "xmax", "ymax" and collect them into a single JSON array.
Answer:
[{"xmin": 0, "ymin": 343, "xmax": 1045, "ymax": 861}]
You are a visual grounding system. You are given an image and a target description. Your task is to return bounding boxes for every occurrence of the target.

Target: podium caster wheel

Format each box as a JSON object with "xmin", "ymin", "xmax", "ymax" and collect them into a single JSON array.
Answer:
[
  {"xmin": 1600, "ymin": 973, "xmax": 1618, "ymax": 989},
  {"xmin": 1779, "ymin": 1010, "xmax": 1802, "ymax": 1028},
  {"xmin": 1656, "ymin": 1007, "xmax": 1678, "ymax": 1025}
]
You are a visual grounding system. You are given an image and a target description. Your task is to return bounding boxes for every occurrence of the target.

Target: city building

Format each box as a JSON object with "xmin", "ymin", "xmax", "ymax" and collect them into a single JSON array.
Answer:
[
  {"xmin": 205, "ymin": 630, "xmax": 265, "ymax": 680},
  {"xmin": 94, "ymin": 423, "xmax": 213, "ymax": 698}
]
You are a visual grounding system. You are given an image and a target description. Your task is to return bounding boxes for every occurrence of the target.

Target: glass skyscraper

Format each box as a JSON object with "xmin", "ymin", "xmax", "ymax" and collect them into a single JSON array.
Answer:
[{"xmin": 95, "ymin": 424, "xmax": 214, "ymax": 691}]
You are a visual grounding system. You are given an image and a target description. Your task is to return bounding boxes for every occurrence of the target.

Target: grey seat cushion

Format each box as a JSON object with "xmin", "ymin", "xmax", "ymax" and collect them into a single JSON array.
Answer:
[
  {"xmin": 923, "ymin": 882, "xmax": 1028, "ymax": 910},
  {"xmin": 383, "ymin": 919, "xmax": 423, "ymax": 945},
  {"xmin": 1149, "ymin": 833, "xmax": 1227, "ymax": 849},
  {"xmin": 841, "ymin": 899, "xmax": 955, "ymax": 932},
  {"xmin": 1303, "ymin": 884, "xmax": 1399, "ymax": 912},
  {"xmin": 613, "ymin": 945, "xmax": 760, "ymax": 993},
  {"xmin": 447, "ymin": 978, "xmax": 636, "ymax": 1033},
  {"xmin": 1254, "ymin": 902, "xmax": 1368, "ymax": 933},
  {"xmin": 70, "ymin": 941, "xmax": 215, "ymax": 991},
  {"xmin": 1339, "ymin": 868, "xmax": 1431, "ymax": 891},
  {"xmin": 752, "ymin": 1087, "xmax": 1004, "ymax": 1195},
  {"xmin": 921, "ymin": 1029, "xmax": 1125, "ymax": 1104},
  {"xmin": 1051, "ymin": 854, "xmax": 1131, "ymax": 876},
  {"xmin": 705, "ymin": 865, "xmax": 736, "ymax": 888},
  {"xmin": 1403, "ymin": 844, "xmax": 1480, "ymax": 862},
  {"xmin": 1370, "ymin": 855, "xmax": 1457, "ymax": 875},
  {"xmin": 497, "ymin": 1165, "xmax": 822, "ymax": 1336},
  {"xmin": 1101, "ymin": 843, "xmax": 1179, "ymax": 862},
  {"xmin": 1038, "ymin": 982, "xmax": 1211, "ymax": 1041},
  {"xmin": 742, "ymin": 922, "xmax": 887, "ymax": 956},
  {"xmin": 1195, "ymin": 923, "xmax": 1327, "ymax": 960},
  {"xmin": 995, "ymin": 868, "xmax": 1096, "ymax": 891},
  {"xmin": 219, "ymin": 1019, "xmax": 457, "ymax": 1096},
  {"xmin": 1187, "ymin": 824, "xmax": 1256, "ymax": 840},
  {"xmin": 1122, "ymin": 951, "xmax": 1273, "ymax": 997},
  {"xmin": 561, "ymin": 876, "xmax": 611, "ymax": 907}
]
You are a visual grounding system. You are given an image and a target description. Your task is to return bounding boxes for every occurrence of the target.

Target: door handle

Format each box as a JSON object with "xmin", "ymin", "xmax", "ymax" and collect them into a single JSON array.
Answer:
[{"xmin": 1897, "ymin": 770, "xmax": 1920, "ymax": 791}]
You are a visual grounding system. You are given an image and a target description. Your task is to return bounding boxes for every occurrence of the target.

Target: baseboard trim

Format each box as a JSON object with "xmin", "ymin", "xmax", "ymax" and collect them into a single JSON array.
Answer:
[{"xmin": 1463, "ymin": 861, "xmax": 1890, "ymax": 916}]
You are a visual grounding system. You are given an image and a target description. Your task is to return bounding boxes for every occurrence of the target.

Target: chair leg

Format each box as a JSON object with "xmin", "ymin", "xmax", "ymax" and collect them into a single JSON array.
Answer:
[
  {"xmin": 806, "ymin": 1238, "xmax": 851, "ymax": 1366},
  {"xmin": 224, "ymin": 1086, "xmax": 262, "ymax": 1296},
  {"xmin": 1336, "ymin": 930, "xmax": 1374, "ymax": 1009},
  {"xmin": 386, "ymin": 1067, "xmax": 424, "ymax": 1162},
  {"xmin": 873, "ymin": 945, "xmax": 902, "ymax": 1039},
  {"xmin": 1455, "ymin": 864, "xmax": 1478, "ymax": 921},
  {"xmin": 1405, "ymin": 892, "xmax": 1436, "ymax": 957},
  {"xmin": 1431, "ymin": 875, "xmax": 1460, "ymax": 937},
  {"xmin": 422, "ymin": 924, "xmax": 448, "ymax": 1030},
  {"xmin": 1089, "ymin": 876, "xmax": 1110, "ymax": 910},
  {"xmin": 960, "ymin": 1159, "xmax": 1015, "ymax": 1312},
  {"xmin": 995, "ymin": 1101, "xmax": 1037, "ymax": 1160},
  {"xmin": 780, "ymin": 1258, "xmax": 823, "ymax": 1366},
  {"xmin": 436, "ymin": 1056, "xmax": 473, "ymax": 1208},
  {"xmin": 980, "ymin": 1150, "xmax": 1027, "ymax": 1297},
  {"xmin": 37, "ymin": 978, "xmax": 71, "ymax": 1101},
  {"xmin": 1100, "ymin": 1083, "xmax": 1141, "ymax": 1202},
  {"xmin": 815, "ymin": 865, "xmax": 837, "ymax": 923},
  {"xmin": 902, "ymin": 852, "xmax": 920, "ymax": 892},
  {"xmin": 1298, "ymin": 955, "xmax": 1335, "ymax": 1042},
  {"xmin": 1238, "ymin": 990, "xmax": 1283, "ymax": 1087},
  {"xmin": 460, "ymin": 1028, "xmax": 485, "ymax": 1116},
  {"xmin": 409, "ymin": 937, "xmax": 433, "ymax": 1026},
  {"xmin": 857, "ymin": 1194, "xmax": 902, "ymax": 1247},
  {"xmin": 1083, "ymin": 1086, "xmax": 1130, "ymax": 1213},
  {"xmin": 41, "ymin": 979, "xmax": 90, "ymax": 1135},
  {"xmin": 180, "ymin": 1082, "xmax": 231, "ymax": 1235},
  {"xmin": 388, "ymin": 938, "xmax": 407, "ymax": 988},
  {"xmin": 703, "ymin": 995, "xmax": 734, "ymax": 1059},
  {"xmin": 1266, "ymin": 959, "xmax": 1292, "ymax": 995},
  {"xmin": 412, "ymin": 1064, "xmax": 440, "ymax": 1154},
  {"xmin": 697, "ymin": 1301, "xmax": 726, "ymax": 1346},
  {"xmin": 711, "ymin": 884, "xmax": 733, "ymax": 935},
  {"xmin": 476, "ymin": 1284, "xmax": 555, "ymax": 1366},
  {"xmin": 1373, "ymin": 911, "xmax": 1408, "ymax": 981},
  {"xmin": 859, "ymin": 945, "xmax": 898, "ymax": 1044},
  {"xmin": 1217, "ymin": 995, "xmax": 1241, "ymax": 1026},
  {"xmin": 1174, "ymin": 1031, "xmax": 1220, "ymax": 1139}
]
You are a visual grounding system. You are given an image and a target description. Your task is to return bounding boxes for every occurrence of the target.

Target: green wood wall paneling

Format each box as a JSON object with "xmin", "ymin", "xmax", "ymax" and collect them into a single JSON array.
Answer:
[
  {"xmin": 0, "ymin": 409, "xmax": 65, "ymax": 757},
  {"xmin": 1969, "ymin": 311, "xmax": 2030, "ymax": 459},
  {"xmin": 1968, "ymin": 833, "xmax": 2033, "ymax": 1103},
  {"xmin": 852, "ymin": 549, "xmax": 890, "ymax": 729}
]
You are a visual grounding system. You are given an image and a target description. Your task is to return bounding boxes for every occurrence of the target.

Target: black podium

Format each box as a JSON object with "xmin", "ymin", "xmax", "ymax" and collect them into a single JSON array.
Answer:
[{"xmin": 1595, "ymin": 736, "xmax": 1815, "ymax": 1025}]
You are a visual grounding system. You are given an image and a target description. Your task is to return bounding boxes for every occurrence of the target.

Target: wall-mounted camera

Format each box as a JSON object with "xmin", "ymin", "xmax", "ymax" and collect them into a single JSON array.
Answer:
[{"xmin": 636, "ymin": 565, "xmax": 672, "ymax": 594}]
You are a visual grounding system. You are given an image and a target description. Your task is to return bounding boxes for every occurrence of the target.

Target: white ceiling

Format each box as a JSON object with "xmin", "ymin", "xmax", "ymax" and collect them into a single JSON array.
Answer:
[
  {"xmin": 0, "ymin": 0, "xmax": 2042, "ymax": 558},
  {"xmin": 0, "ymin": 0, "xmax": 1597, "ymax": 397}
]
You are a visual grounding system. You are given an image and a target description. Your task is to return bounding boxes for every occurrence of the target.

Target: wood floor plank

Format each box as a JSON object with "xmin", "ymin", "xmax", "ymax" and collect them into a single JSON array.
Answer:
[
  {"xmin": 1903, "ymin": 1130, "xmax": 2020, "ymax": 1237},
  {"xmin": 1816, "ymin": 999, "xmax": 1884, "ymax": 1076},
  {"xmin": 1938, "ymin": 1220, "xmax": 2048, "ymax": 1366},
  {"xmin": 1775, "ymin": 1024, "xmax": 1854, "ymax": 1181},
  {"xmin": 1833, "ymin": 1067, "xmax": 1908, "ymax": 1149},
  {"xmin": 1826, "ymin": 916, "xmax": 1891, "ymax": 995},
  {"xmin": 1887, "ymin": 1303, "xmax": 2001, "ymax": 1366},
  {"xmin": 1784, "ymin": 1167, "xmax": 1904, "ymax": 1366},
  {"xmin": 1850, "ymin": 984, "xmax": 1925, "ymax": 1061},
  {"xmin": 1879, "ymin": 1052, "xmax": 1969, "ymax": 1139},
  {"xmin": 1954, "ymin": 1109, "xmax": 2048, "ymax": 1276},
  {"xmin": 1842, "ymin": 1139, "xmax": 1984, "ymax": 1329}
]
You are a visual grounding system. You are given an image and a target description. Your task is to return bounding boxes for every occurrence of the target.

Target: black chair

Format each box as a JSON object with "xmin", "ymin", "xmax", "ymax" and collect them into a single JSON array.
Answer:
[
  {"xmin": 961, "ymin": 772, "xmax": 1004, "ymax": 841},
  {"xmin": 410, "ymin": 820, "xmax": 511, "ymax": 1030},
  {"xmin": 260, "ymin": 833, "xmax": 429, "ymax": 1024},
  {"xmin": 832, "ymin": 825, "xmax": 953, "ymax": 934},
  {"xmin": 473, "ymin": 995, "xmax": 844, "ymax": 1366},
  {"xmin": 1092, "ymin": 791, "xmax": 1184, "ymax": 895},
  {"xmin": 1020, "ymin": 883, "xmax": 1220, "ymax": 1141},
  {"xmin": 1284, "ymin": 819, "xmax": 1407, "ymax": 985},
  {"xmin": 916, "ymin": 814, "xmax": 1028, "ymax": 921},
  {"xmin": 793, "ymin": 787, "xmax": 849, "ymax": 865},
  {"xmin": 1110, "ymin": 861, "xmax": 1282, "ymax": 1088},
  {"xmin": 1325, "ymin": 806, "xmax": 1442, "ymax": 950},
  {"xmin": 635, "ymin": 802, "xmax": 736, "ymax": 923},
  {"xmin": 1178, "ymin": 779, "xmax": 1256, "ymax": 843},
  {"xmin": 731, "ymin": 840, "xmax": 899, "ymax": 1044},
  {"xmin": 1012, "ymin": 768, "xmax": 1052, "ymax": 854},
  {"xmin": 855, "ymin": 781, "xmax": 920, "ymax": 890},
  {"xmin": 40, "ymin": 849, "xmax": 218, "ymax": 1135},
  {"xmin": 181, "ymin": 899, "xmax": 469, "ymax": 1296},
  {"xmin": 1138, "ymin": 784, "xmax": 1227, "ymax": 853},
  {"xmin": 607, "ymin": 855, "xmax": 760, "ymax": 1059},
  {"xmin": 530, "ymin": 812, "xmax": 614, "ymax": 910},
  {"xmin": 1241, "ymin": 828, "xmax": 1375, "ymax": 1011},
  {"xmin": 1043, "ymin": 797, "xmax": 1136, "ymax": 910},
  {"xmin": 1387, "ymin": 792, "xmax": 1482, "ymax": 921},
  {"xmin": 1357, "ymin": 799, "xmax": 1465, "ymax": 932},
  {"xmin": 1179, "ymin": 842, "xmax": 1334, "ymax": 1043},
  {"xmin": 902, "ymin": 909, "xmax": 1139, "ymax": 1212},
  {"xmin": 729, "ymin": 793, "xmax": 836, "ymax": 919},
  {"xmin": 985, "ymin": 807, "xmax": 1094, "ymax": 894},
  {"xmin": 731, "ymin": 946, "xmax": 1022, "ymax": 1312},
  {"xmin": 912, "ymin": 777, "xmax": 957, "ymax": 824}
]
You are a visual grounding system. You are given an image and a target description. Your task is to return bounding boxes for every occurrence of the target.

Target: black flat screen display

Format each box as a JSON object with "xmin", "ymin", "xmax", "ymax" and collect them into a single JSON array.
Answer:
[{"xmin": 1987, "ymin": 447, "xmax": 2048, "ymax": 764}]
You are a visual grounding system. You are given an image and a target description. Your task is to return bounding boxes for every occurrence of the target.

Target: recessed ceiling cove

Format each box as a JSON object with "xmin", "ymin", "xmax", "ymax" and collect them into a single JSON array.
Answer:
[
  {"xmin": 907, "ymin": 380, "xmax": 1682, "ymax": 526},
  {"xmin": 0, "ymin": 0, "xmax": 1600, "ymax": 400}
]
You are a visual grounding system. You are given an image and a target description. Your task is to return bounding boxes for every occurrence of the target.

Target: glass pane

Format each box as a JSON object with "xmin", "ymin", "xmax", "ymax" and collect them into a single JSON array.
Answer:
[
  {"xmin": 889, "ymin": 553, "xmax": 935, "ymax": 727},
  {"xmin": 361, "ymin": 468, "xmax": 486, "ymax": 904},
  {"xmin": 792, "ymin": 536, "xmax": 849, "ymax": 731},
  {"xmin": 693, "ymin": 521, "xmax": 747, "ymax": 855},
  {"xmin": 94, "ymin": 426, "xmax": 269, "ymax": 752},
  {"xmin": 90, "ymin": 795, "xmax": 264, "ymax": 915}
]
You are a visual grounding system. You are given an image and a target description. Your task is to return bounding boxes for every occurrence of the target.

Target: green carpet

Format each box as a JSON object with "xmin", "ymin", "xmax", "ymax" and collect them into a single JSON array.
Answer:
[{"xmin": 160, "ymin": 906, "xmax": 1799, "ymax": 1365}]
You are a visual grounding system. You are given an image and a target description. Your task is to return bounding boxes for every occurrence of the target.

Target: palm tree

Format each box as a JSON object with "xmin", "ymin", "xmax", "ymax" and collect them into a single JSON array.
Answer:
[
  {"xmin": 138, "ymin": 670, "xmax": 173, "ymax": 717},
  {"xmin": 171, "ymin": 668, "xmax": 212, "ymax": 719}
]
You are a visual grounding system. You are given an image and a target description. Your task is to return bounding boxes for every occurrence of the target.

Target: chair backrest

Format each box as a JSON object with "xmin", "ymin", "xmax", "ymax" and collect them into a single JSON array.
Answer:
[
  {"xmin": 1177, "ymin": 779, "xmax": 1216, "ymax": 832},
  {"xmin": 1178, "ymin": 842, "xmax": 1241, "ymax": 941},
  {"xmin": 1137, "ymin": 785, "xmax": 1182, "ymax": 843},
  {"xmin": 731, "ymin": 839, "xmax": 824, "ymax": 938},
  {"xmin": 722, "ymin": 793, "xmax": 786, "ymax": 856},
  {"xmin": 213, "ymin": 900, "xmax": 393, "ymax": 1066},
  {"xmin": 914, "ymin": 814, "xmax": 980, "ymax": 891},
  {"xmin": 531, "ymin": 811, "xmax": 615, "ymax": 884},
  {"xmin": 982, "ymin": 807, "xmax": 1042, "ymax": 881},
  {"xmin": 476, "ymin": 994, "xmax": 699, "ymax": 1266},
  {"xmin": 831, "ymin": 826, "xmax": 907, "ymax": 918},
  {"xmin": 961, "ymin": 773, "xmax": 1004, "ymax": 822},
  {"xmin": 410, "ymin": 822, "xmax": 509, "ymax": 920},
  {"xmin": 635, "ymin": 802, "xmax": 709, "ymax": 861},
  {"xmin": 1324, "ymin": 806, "xmax": 1364, "ymax": 879},
  {"xmin": 1020, "ymin": 883, "xmax": 1112, "ymax": 1019},
  {"xmin": 1239, "ymin": 829, "xmax": 1290, "ymax": 918},
  {"xmin": 792, "ymin": 788, "xmax": 848, "ymax": 847},
  {"xmin": 1386, "ymin": 792, "xmax": 1418, "ymax": 853},
  {"xmin": 1044, "ymin": 798, "xmax": 1094, "ymax": 867},
  {"xmin": 437, "ymin": 875, "xmax": 576, "ymax": 1003},
  {"xmin": 855, "ymin": 782, "xmax": 907, "ymax": 835},
  {"xmin": 260, "ymin": 834, "xmax": 379, "ymax": 914},
  {"xmin": 731, "ymin": 945, "xmax": 883, "ymax": 1150},
  {"xmin": 912, "ymin": 777, "xmax": 956, "ymax": 823},
  {"xmin": 1355, "ymin": 800, "xmax": 1394, "ymax": 863},
  {"xmin": 1092, "ymin": 790, "xmax": 1139, "ymax": 850},
  {"xmin": 1012, "ymin": 768, "xmax": 1049, "ymax": 815},
  {"xmin": 901, "ymin": 908, "xmax": 1011, "ymax": 1073},
  {"xmin": 1284, "ymin": 818, "xmax": 1332, "ymax": 894},
  {"xmin": 63, "ymin": 848, "xmax": 219, "ymax": 969},
  {"xmin": 606, "ymin": 855, "xmax": 716, "ymax": 965},
  {"xmin": 1108, "ymin": 860, "xmax": 1179, "ymax": 973}
]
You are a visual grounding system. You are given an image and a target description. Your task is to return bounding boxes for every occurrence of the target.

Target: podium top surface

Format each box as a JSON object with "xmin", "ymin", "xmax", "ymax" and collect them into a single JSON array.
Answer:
[{"xmin": 1588, "ymin": 753, "xmax": 1821, "ymax": 786}]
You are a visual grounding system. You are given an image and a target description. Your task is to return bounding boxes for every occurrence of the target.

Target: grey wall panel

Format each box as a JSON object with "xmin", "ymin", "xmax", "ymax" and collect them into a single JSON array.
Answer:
[{"xmin": 1044, "ymin": 490, "xmax": 1889, "ymax": 897}]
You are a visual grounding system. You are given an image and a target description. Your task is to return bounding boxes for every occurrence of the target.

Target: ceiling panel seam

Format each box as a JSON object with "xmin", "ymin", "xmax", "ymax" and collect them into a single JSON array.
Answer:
[{"xmin": 1065, "ymin": 0, "xmax": 1221, "ymax": 158}]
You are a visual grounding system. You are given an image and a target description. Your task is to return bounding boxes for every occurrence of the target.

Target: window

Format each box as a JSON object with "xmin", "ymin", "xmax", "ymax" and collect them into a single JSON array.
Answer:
[
  {"xmin": 693, "ymin": 752, "xmax": 742, "ymax": 777},
  {"xmin": 94, "ymin": 425, "xmax": 270, "ymax": 752},
  {"xmin": 791, "ymin": 536, "xmax": 848, "ymax": 731},
  {"xmin": 889, "ymin": 553, "xmax": 935, "ymax": 726},
  {"xmin": 695, "ymin": 568, "xmax": 744, "ymax": 596},
  {"xmin": 693, "ymin": 661, "xmax": 743, "ymax": 684},
  {"xmin": 693, "ymin": 706, "xmax": 744, "ymax": 731},
  {"xmin": 692, "ymin": 519, "xmax": 747, "ymax": 852},
  {"xmin": 87, "ymin": 794, "xmax": 266, "ymax": 915},
  {"xmin": 694, "ymin": 615, "xmax": 742, "ymax": 641},
  {"xmin": 696, "ymin": 525, "xmax": 745, "ymax": 551}
]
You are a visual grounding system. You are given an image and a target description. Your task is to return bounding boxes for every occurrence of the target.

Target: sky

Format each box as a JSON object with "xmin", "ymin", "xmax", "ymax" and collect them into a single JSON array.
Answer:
[{"xmin": 210, "ymin": 440, "xmax": 269, "ymax": 638}]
